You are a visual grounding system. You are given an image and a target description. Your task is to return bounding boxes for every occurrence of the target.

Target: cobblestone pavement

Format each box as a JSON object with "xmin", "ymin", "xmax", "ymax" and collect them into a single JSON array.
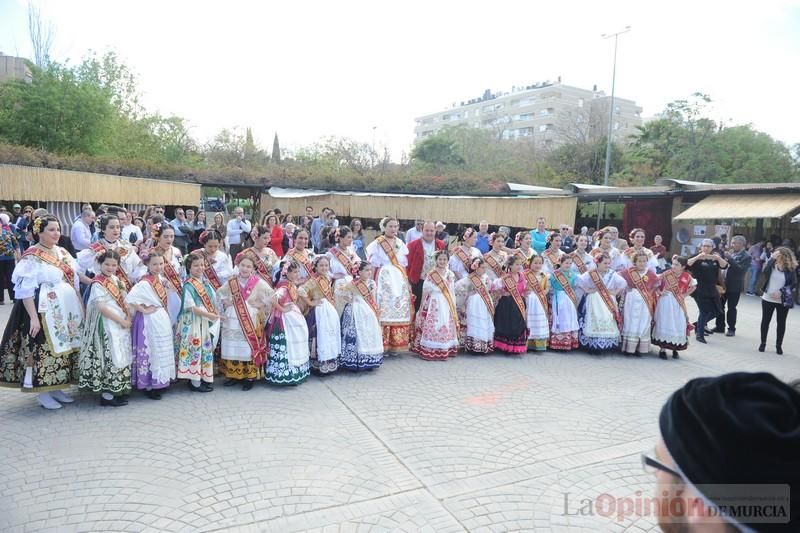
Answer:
[{"xmin": 1, "ymin": 295, "xmax": 798, "ymax": 532}]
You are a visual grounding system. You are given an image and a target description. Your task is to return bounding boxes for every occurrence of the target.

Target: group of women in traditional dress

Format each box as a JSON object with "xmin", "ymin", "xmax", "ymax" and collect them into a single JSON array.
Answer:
[{"xmin": 0, "ymin": 214, "xmax": 697, "ymax": 411}]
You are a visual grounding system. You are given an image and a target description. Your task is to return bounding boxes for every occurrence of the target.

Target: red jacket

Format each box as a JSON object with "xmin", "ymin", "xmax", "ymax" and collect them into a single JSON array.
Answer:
[
  {"xmin": 406, "ymin": 238, "xmax": 446, "ymax": 283},
  {"xmin": 268, "ymin": 225, "xmax": 285, "ymax": 257}
]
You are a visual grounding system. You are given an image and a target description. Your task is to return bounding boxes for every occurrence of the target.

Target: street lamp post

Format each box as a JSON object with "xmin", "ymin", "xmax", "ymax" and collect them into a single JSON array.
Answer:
[{"xmin": 597, "ymin": 25, "xmax": 631, "ymax": 228}]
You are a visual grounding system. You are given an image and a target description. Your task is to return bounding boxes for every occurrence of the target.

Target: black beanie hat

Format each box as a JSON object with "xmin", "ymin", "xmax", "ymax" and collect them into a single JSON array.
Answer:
[{"xmin": 659, "ymin": 372, "xmax": 800, "ymax": 531}]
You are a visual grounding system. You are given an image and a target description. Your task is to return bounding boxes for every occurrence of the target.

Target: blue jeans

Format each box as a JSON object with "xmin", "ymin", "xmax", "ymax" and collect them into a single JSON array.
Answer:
[{"xmin": 747, "ymin": 263, "xmax": 760, "ymax": 293}]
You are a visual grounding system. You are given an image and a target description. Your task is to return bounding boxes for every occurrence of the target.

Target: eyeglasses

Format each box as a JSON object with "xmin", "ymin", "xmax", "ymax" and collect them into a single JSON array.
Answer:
[{"xmin": 641, "ymin": 451, "xmax": 682, "ymax": 478}]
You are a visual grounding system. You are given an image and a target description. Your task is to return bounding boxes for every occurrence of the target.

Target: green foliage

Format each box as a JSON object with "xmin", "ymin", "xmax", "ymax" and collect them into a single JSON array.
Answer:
[{"xmin": 272, "ymin": 133, "xmax": 281, "ymax": 164}]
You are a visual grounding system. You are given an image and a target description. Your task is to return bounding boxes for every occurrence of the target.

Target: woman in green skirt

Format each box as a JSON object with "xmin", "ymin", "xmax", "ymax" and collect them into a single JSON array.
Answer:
[{"xmin": 265, "ymin": 260, "xmax": 310, "ymax": 385}]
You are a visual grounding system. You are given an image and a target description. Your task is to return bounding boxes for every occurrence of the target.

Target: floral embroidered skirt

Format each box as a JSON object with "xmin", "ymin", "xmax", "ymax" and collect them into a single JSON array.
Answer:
[
  {"xmin": 340, "ymin": 302, "xmax": 384, "ymax": 371},
  {"xmin": 265, "ymin": 314, "xmax": 310, "ymax": 385}
]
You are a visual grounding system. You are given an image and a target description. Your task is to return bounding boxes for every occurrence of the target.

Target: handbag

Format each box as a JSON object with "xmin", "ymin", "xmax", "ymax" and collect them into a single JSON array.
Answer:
[{"xmin": 780, "ymin": 286, "xmax": 795, "ymax": 309}]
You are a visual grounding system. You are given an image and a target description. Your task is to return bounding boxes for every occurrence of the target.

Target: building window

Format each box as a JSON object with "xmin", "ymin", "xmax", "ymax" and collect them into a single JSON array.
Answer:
[
  {"xmin": 441, "ymin": 114, "xmax": 451, "ymax": 121},
  {"xmin": 578, "ymin": 98, "xmax": 584, "ymax": 108}
]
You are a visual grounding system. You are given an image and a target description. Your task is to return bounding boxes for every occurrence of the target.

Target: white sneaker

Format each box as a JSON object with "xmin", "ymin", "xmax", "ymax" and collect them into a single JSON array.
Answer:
[
  {"xmin": 50, "ymin": 390, "xmax": 74, "ymax": 404},
  {"xmin": 37, "ymin": 393, "xmax": 62, "ymax": 410}
]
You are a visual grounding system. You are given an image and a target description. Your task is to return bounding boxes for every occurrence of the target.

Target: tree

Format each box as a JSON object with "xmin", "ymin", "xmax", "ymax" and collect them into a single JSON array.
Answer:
[
  {"xmin": 272, "ymin": 132, "xmax": 281, "ymax": 164},
  {"xmin": 28, "ymin": 1, "xmax": 54, "ymax": 68},
  {"xmin": 0, "ymin": 63, "xmax": 113, "ymax": 154},
  {"xmin": 411, "ymin": 135, "xmax": 464, "ymax": 173}
]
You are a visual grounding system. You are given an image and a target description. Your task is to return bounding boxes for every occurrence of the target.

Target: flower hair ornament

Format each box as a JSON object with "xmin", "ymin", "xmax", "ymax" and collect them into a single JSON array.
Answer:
[
  {"xmin": 32, "ymin": 217, "xmax": 44, "ymax": 235},
  {"xmin": 151, "ymin": 222, "xmax": 163, "ymax": 239},
  {"xmin": 198, "ymin": 230, "xmax": 210, "ymax": 244}
]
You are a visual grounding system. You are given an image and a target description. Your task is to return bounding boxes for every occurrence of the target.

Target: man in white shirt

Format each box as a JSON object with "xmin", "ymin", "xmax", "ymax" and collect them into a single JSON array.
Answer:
[
  {"xmin": 120, "ymin": 211, "xmax": 143, "ymax": 245},
  {"xmin": 70, "ymin": 208, "xmax": 95, "ymax": 252},
  {"xmin": 405, "ymin": 220, "xmax": 425, "ymax": 244},
  {"xmin": 227, "ymin": 207, "xmax": 252, "ymax": 260}
]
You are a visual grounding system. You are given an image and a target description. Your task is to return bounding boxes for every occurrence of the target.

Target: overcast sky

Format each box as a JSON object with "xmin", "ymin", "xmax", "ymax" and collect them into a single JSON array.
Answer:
[{"xmin": 1, "ymin": 0, "xmax": 798, "ymax": 160}]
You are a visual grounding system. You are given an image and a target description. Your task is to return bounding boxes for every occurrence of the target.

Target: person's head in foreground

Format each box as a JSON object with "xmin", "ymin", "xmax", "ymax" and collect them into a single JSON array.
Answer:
[{"xmin": 651, "ymin": 372, "xmax": 799, "ymax": 532}]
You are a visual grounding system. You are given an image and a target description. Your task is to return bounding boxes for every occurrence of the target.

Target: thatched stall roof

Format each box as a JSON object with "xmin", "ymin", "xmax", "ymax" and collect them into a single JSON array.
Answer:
[
  {"xmin": 263, "ymin": 187, "xmax": 577, "ymax": 227},
  {"xmin": 0, "ymin": 164, "xmax": 201, "ymax": 206}
]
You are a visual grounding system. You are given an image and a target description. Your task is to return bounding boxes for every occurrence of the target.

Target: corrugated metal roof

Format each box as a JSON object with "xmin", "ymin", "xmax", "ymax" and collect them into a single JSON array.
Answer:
[
  {"xmin": 267, "ymin": 186, "xmax": 571, "ymax": 200},
  {"xmin": 656, "ymin": 178, "xmax": 800, "ymax": 192},
  {"xmin": 674, "ymin": 194, "xmax": 800, "ymax": 220},
  {"xmin": 506, "ymin": 182, "xmax": 565, "ymax": 193}
]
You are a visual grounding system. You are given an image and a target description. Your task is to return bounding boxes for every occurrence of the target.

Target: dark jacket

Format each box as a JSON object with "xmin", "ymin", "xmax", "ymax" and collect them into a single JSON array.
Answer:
[
  {"xmin": 755, "ymin": 259, "xmax": 797, "ymax": 296},
  {"xmin": 723, "ymin": 249, "xmax": 752, "ymax": 293}
]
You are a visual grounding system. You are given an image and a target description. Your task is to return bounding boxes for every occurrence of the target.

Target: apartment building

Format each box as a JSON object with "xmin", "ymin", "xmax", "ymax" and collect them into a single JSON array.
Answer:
[
  {"xmin": 0, "ymin": 53, "xmax": 32, "ymax": 84},
  {"xmin": 414, "ymin": 81, "xmax": 643, "ymax": 147}
]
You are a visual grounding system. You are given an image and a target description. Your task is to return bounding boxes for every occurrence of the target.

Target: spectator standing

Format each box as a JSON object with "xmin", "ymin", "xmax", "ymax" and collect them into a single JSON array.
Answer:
[
  {"xmin": 406, "ymin": 221, "xmax": 446, "ymax": 312},
  {"xmin": 405, "ymin": 220, "xmax": 425, "ymax": 244},
  {"xmin": 435, "ymin": 221, "xmax": 450, "ymax": 247},
  {"xmin": 210, "ymin": 212, "xmax": 227, "ymax": 248},
  {"xmin": 169, "ymin": 208, "xmax": 193, "ymax": 254},
  {"xmin": 13, "ymin": 204, "xmax": 33, "ymax": 251},
  {"xmin": 756, "ymin": 247, "xmax": 797, "ymax": 355},
  {"xmin": 498, "ymin": 226, "xmax": 514, "ymax": 249},
  {"xmin": 310, "ymin": 207, "xmax": 331, "ymax": 252},
  {"xmin": 226, "ymin": 207, "xmax": 252, "ymax": 260},
  {"xmin": 687, "ymin": 239, "xmax": 728, "ymax": 344},
  {"xmin": 714, "ymin": 235, "xmax": 751, "ymax": 336},
  {"xmin": 650, "ymin": 234, "xmax": 668, "ymax": 273},
  {"xmin": 0, "ymin": 213, "xmax": 21, "ymax": 304},
  {"xmin": 350, "ymin": 219, "xmax": 366, "ymax": 261},
  {"xmin": 262, "ymin": 213, "xmax": 286, "ymax": 257},
  {"xmin": 475, "ymin": 220, "xmax": 491, "ymax": 254},
  {"xmin": 559, "ymin": 225, "xmax": 574, "ymax": 254},
  {"xmin": 746, "ymin": 239, "xmax": 764, "ymax": 295},
  {"xmin": 120, "ymin": 211, "xmax": 144, "ymax": 246},
  {"xmin": 530, "ymin": 217, "xmax": 549, "ymax": 255},
  {"xmin": 70, "ymin": 208, "xmax": 95, "ymax": 252}
]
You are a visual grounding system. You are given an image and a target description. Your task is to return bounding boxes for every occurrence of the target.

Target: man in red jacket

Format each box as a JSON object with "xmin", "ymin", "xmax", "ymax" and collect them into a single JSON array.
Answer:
[{"xmin": 407, "ymin": 221, "xmax": 446, "ymax": 312}]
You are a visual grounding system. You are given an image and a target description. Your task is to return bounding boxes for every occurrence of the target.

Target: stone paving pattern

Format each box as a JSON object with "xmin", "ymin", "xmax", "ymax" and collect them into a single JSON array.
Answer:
[{"xmin": 0, "ymin": 296, "xmax": 798, "ymax": 532}]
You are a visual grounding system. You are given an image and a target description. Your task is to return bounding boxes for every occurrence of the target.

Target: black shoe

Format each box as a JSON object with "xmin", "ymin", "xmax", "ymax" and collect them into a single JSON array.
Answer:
[
  {"xmin": 188, "ymin": 382, "xmax": 212, "ymax": 393},
  {"xmin": 725, "ymin": 329, "xmax": 735, "ymax": 337},
  {"xmin": 777, "ymin": 346, "xmax": 784, "ymax": 355},
  {"xmin": 712, "ymin": 327, "xmax": 725, "ymax": 333},
  {"xmin": 672, "ymin": 350, "xmax": 679, "ymax": 359},
  {"xmin": 146, "ymin": 390, "xmax": 162, "ymax": 400},
  {"xmin": 758, "ymin": 343, "xmax": 766, "ymax": 352},
  {"xmin": 223, "ymin": 379, "xmax": 239, "ymax": 387},
  {"xmin": 696, "ymin": 336, "xmax": 707, "ymax": 344},
  {"xmin": 242, "ymin": 380, "xmax": 254, "ymax": 391},
  {"xmin": 200, "ymin": 382, "xmax": 214, "ymax": 392},
  {"xmin": 100, "ymin": 396, "xmax": 127, "ymax": 407},
  {"xmin": 659, "ymin": 351, "xmax": 667, "ymax": 360}
]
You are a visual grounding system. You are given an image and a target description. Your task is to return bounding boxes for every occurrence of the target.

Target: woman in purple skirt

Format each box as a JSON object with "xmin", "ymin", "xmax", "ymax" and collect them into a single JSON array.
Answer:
[{"xmin": 124, "ymin": 252, "xmax": 176, "ymax": 399}]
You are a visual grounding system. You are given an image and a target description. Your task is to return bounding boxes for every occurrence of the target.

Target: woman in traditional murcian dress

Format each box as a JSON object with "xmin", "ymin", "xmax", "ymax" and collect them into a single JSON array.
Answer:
[
  {"xmin": 483, "ymin": 233, "xmax": 508, "ymax": 284},
  {"xmin": 492, "ymin": 255, "xmax": 529, "ymax": 354},
  {"xmin": 448, "ymin": 228, "xmax": 482, "ymax": 281},
  {"xmin": 366, "ymin": 217, "xmax": 412, "ymax": 353},
  {"xmin": 524, "ymin": 255, "xmax": 550, "ymax": 352},
  {"xmin": 77, "ymin": 213, "xmax": 141, "ymax": 295},
  {"xmin": 217, "ymin": 255, "xmax": 273, "ymax": 389},
  {"xmin": 618, "ymin": 228, "xmax": 659, "ymax": 272},
  {"xmin": 412, "ymin": 250, "xmax": 460, "ymax": 360},
  {"xmin": 284, "ymin": 228, "xmax": 315, "ymax": 282},
  {"xmin": 195, "ymin": 229, "xmax": 234, "ymax": 294},
  {"xmin": 576, "ymin": 252, "xmax": 627, "ymax": 355},
  {"xmin": 326, "ymin": 226, "xmax": 360, "ymax": 315},
  {"xmin": 339, "ymin": 262, "xmax": 384, "ymax": 371},
  {"xmin": 620, "ymin": 250, "xmax": 660, "ymax": 356},
  {"xmin": 137, "ymin": 219, "xmax": 183, "ymax": 324},
  {"xmin": 79, "ymin": 250, "xmax": 133, "ymax": 407},
  {"xmin": 455, "ymin": 257, "xmax": 495, "ymax": 354},
  {"xmin": 175, "ymin": 253, "xmax": 220, "ymax": 392},
  {"xmin": 511, "ymin": 232, "xmax": 536, "ymax": 269},
  {"xmin": 235, "ymin": 225, "xmax": 280, "ymax": 287},
  {"xmin": 126, "ymin": 252, "xmax": 175, "ymax": 399},
  {"xmin": 265, "ymin": 260, "xmax": 310, "ymax": 385},
  {"xmin": 570, "ymin": 235, "xmax": 596, "ymax": 276},
  {"xmin": 548, "ymin": 255, "xmax": 580, "ymax": 351},
  {"xmin": 652, "ymin": 255, "xmax": 696, "ymax": 360},
  {"xmin": 591, "ymin": 229, "xmax": 623, "ymax": 273},
  {"xmin": 540, "ymin": 233, "xmax": 566, "ymax": 276},
  {"xmin": 300, "ymin": 256, "xmax": 341, "ymax": 374},
  {"xmin": 0, "ymin": 215, "xmax": 83, "ymax": 410}
]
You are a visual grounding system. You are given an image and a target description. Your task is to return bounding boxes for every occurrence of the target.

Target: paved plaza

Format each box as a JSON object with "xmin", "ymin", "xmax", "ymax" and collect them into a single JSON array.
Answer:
[{"xmin": 1, "ymin": 295, "xmax": 798, "ymax": 532}]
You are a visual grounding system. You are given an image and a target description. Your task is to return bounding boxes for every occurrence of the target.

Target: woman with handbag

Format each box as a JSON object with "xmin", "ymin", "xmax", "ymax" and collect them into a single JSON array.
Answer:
[{"xmin": 756, "ymin": 247, "xmax": 798, "ymax": 355}]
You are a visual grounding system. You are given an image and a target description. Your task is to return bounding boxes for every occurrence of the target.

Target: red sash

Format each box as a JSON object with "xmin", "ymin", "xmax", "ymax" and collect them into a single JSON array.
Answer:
[
  {"xmin": 309, "ymin": 274, "xmax": 335, "ymax": 306},
  {"xmin": 238, "ymin": 248, "xmax": 273, "ymax": 286},
  {"xmin": 194, "ymin": 251, "xmax": 223, "ymax": 290},
  {"xmin": 376, "ymin": 236, "xmax": 408, "ymax": 280},
  {"xmin": 90, "ymin": 242, "xmax": 132, "ymax": 290},
  {"xmin": 287, "ymin": 249, "xmax": 313, "ymax": 277},
  {"xmin": 468, "ymin": 272, "xmax": 494, "ymax": 317},
  {"xmin": 627, "ymin": 268, "xmax": 656, "ymax": 316},
  {"xmin": 571, "ymin": 252, "xmax": 588, "ymax": 274},
  {"xmin": 330, "ymin": 246, "xmax": 356, "ymax": 274},
  {"xmin": 553, "ymin": 270, "xmax": 578, "ymax": 307},
  {"xmin": 514, "ymin": 248, "xmax": 533, "ymax": 268},
  {"xmin": 662, "ymin": 270, "xmax": 693, "ymax": 332},
  {"xmin": 427, "ymin": 269, "xmax": 459, "ymax": 329},
  {"xmin": 354, "ymin": 279, "xmax": 380, "ymax": 320},
  {"xmin": 502, "ymin": 274, "xmax": 526, "ymax": 319},
  {"xmin": 163, "ymin": 260, "xmax": 182, "ymax": 292},
  {"xmin": 483, "ymin": 252, "xmax": 504, "ymax": 278},
  {"xmin": 187, "ymin": 277, "xmax": 216, "ymax": 314},
  {"xmin": 23, "ymin": 247, "xmax": 76, "ymax": 287},
  {"xmin": 588, "ymin": 270, "xmax": 622, "ymax": 328},
  {"xmin": 141, "ymin": 274, "xmax": 168, "ymax": 309},
  {"xmin": 228, "ymin": 277, "xmax": 268, "ymax": 366},
  {"xmin": 91, "ymin": 274, "xmax": 128, "ymax": 314},
  {"xmin": 543, "ymin": 249, "xmax": 563, "ymax": 269},
  {"xmin": 453, "ymin": 247, "xmax": 472, "ymax": 271},
  {"xmin": 525, "ymin": 270, "xmax": 550, "ymax": 317}
]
